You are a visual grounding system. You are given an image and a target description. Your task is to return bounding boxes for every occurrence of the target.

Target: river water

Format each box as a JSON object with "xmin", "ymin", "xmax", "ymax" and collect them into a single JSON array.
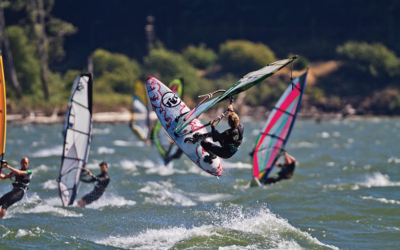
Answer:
[{"xmin": 0, "ymin": 117, "xmax": 399, "ymax": 249}]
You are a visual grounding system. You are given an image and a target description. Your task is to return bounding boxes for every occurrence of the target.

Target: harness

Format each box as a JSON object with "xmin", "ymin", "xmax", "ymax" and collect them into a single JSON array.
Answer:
[{"xmin": 12, "ymin": 169, "xmax": 33, "ymax": 191}]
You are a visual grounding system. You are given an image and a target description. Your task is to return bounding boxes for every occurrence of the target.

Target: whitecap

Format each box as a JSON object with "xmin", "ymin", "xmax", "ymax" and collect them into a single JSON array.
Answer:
[
  {"xmin": 43, "ymin": 180, "xmax": 58, "ymax": 190},
  {"xmin": 119, "ymin": 160, "xmax": 138, "ymax": 171},
  {"xmin": 97, "ymin": 147, "xmax": 115, "ymax": 154},
  {"xmin": 361, "ymin": 196, "xmax": 400, "ymax": 205},
  {"xmin": 113, "ymin": 140, "xmax": 144, "ymax": 147},
  {"xmin": 31, "ymin": 145, "xmax": 63, "ymax": 158},
  {"xmin": 388, "ymin": 157, "xmax": 400, "ymax": 164},
  {"xmin": 140, "ymin": 181, "xmax": 196, "ymax": 206},
  {"xmin": 223, "ymin": 161, "xmax": 252, "ymax": 169}
]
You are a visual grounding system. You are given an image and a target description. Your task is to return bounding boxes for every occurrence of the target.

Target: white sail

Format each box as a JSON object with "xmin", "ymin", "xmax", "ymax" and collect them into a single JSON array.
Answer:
[{"xmin": 59, "ymin": 74, "xmax": 93, "ymax": 206}]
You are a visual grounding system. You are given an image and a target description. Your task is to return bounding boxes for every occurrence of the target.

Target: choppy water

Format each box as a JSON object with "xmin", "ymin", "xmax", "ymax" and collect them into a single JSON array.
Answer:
[{"xmin": 1, "ymin": 118, "xmax": 399, "ymax": 249}]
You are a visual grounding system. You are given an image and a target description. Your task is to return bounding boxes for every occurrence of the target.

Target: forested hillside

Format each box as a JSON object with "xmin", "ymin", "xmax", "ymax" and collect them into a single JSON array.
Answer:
[{"xmin": 2, "ymin": 0, "xmax": 400, "ymax": 115}]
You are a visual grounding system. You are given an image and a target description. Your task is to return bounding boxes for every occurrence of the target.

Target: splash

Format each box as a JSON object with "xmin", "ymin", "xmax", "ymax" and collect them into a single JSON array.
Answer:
[
  {"xmin": 85, "ymin": 193, "xmax": 136, "ymax": 209},
  {"xmin": 95, "ymin": 206, "xmax": 338, "ymax": 249}
]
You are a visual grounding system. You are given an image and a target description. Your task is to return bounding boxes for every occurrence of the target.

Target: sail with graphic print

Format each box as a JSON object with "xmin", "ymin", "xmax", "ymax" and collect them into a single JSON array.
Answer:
[
  {"xmin": 174, "ymin": 56, "xmax": 298, "ymax": 136},
  {"xmin": 0, "ymin": 51, "xmax": 7, "ymax": 173},
  {"xmin": 250, "ymin": 71, "xmax": 308, "ymax": 187},
  {"xmin": 130, "ymin": 80, "xmax": 151, "ymax": 141},
  {"xmin": 152, "ymin": 78, "xmax": 183, "ymax": 161},
  {"xmin": 58, "ymin": 74, "xmax": 93, "ymax": 206}
]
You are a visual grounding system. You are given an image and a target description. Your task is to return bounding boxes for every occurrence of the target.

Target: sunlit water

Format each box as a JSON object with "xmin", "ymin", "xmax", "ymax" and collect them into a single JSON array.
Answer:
[{"xmin": 0, "ymin": 118, "xmax": 399, "ymax": 249}]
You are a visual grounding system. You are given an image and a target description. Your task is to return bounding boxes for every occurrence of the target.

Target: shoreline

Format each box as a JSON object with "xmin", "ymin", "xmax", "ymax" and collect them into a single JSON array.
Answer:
[{"xmin": 5, "ymin": 109, "xmax": 396, "ymax": 125}]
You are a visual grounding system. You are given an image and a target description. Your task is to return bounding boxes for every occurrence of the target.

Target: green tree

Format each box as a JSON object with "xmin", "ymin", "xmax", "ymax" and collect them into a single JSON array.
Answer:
[
  {"xmin": 6, "ymin": 25, "xmax": 41, "ymax": 96},
  {"xmin": 336, "ymin": 41, "xmax": 400, "ymax": 78},
  {"xmin": 182, "ymin": 43, "xmax": 217, "ymax": 70},
  {"xmin": 93, "ymin": 49, "xmax": 142, "ymax": 93},
  {"xmin": 144, "ymin": 48, "xmax": 200, "ymax": 96},
  {"xmin": 218, "ymin": 40, "xmax": 277, "ymax": 76}
]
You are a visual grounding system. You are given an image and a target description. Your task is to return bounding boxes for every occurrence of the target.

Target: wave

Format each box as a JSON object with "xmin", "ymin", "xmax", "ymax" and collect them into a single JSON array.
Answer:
[
  {"xmin": 95, "ymin": 206, "xmax": 338, "ymax": 249},
  {"xmin": 31, "ymin": 145, "xmax": 63, "ymax": 158},
  {"xmin": 92, "ymin": 128, "xmax": 111, "ymax": 134},
  {"xmin": 85, "ymin": 193, "xmax": 137, "ymax": 209},
  {"xmin": 361, "ymin": 196, "xmax": 400, "ymax": 205},
  {"xmin": 139, "ymin": 181, "xmax": 196, "ymax": 206}
]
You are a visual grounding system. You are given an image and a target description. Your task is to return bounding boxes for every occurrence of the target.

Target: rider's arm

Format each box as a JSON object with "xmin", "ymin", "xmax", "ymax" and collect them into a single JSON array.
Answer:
[{"xmin": 3, "ymin": 165, "xmax": 27, "ymax": 177}]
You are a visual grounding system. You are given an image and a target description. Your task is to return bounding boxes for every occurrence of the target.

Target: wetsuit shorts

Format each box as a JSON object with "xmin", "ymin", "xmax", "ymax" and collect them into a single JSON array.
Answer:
[
  {"xmin": 201, "ymin": 141, "xmax": 236, "ymax": 159},
  {"xmin": 0, "ymin": 189, "xmax": 24, "ymax": 210},
  {"xmin": 81, "ymin": 189, "xmax": 104, "ymax": 205}
]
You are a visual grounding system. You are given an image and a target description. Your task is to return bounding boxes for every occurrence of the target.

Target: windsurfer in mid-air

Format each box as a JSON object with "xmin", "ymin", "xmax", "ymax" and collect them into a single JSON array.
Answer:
[
  {"xmin": 185, "ymin": 105, "xmax": 244, "ymax": 164},
  {"xmin": 262, "ymin": 151, "xmax": 296, "ymax": 185},
  {"xmin": 0, "ymin": 157, "xmax": 33, "ymax": 218},
  {"xmin": 77, "ymin": 161, "xmax": 110, "ymax": 207}
]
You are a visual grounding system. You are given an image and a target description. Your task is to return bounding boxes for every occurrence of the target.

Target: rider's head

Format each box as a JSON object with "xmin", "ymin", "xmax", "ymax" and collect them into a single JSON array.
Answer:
[
  {"xmin": 20, "ymin": 157, "xmax": 29, "ymax": 170},
  {"xmin": 99, "ymin": 161, "xmax": 108, "ymax": 173},
  {"xmin": 228, "ymin": 112, "xmax": 239, "ymax": 129}
]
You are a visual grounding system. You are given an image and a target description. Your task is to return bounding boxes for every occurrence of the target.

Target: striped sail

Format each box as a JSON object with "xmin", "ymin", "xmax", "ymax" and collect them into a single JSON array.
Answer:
[
  {"xmin": 252, "ymin": 71, "xmax": 308, "ymax": 180},
  {"xmin": 59, "ymin": 74, "xmax": 93, "ymax": 206}
]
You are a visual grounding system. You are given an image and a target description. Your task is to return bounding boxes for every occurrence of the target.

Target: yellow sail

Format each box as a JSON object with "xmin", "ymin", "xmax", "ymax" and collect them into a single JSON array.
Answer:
[{"xmin": 0, "ymin": 52, "xmax": 6, "ymax": 157}]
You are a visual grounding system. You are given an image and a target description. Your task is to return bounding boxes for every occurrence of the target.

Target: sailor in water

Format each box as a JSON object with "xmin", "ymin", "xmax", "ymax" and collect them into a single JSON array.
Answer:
[
  {"xmin": 0, "ymin": 157, "xmax": 33, "ymax": 218},
  {"xmin": 262, "ymin": 151, "xmax": 296, "ymax": 184},
  {"xmin": 185, "ymin": 105, "xmax": 244, "ymax": 164},
  {"xmin": 77, "ymin": 161, "xmax": 110, "ymax": 207}
]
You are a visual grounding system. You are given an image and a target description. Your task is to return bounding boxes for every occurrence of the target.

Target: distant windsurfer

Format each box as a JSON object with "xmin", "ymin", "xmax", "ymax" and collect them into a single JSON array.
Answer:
[
  {"xmin": 185, "ymin": 105, "xmax": 244, "ymax": 164},
  {"xmin": 77, "ymin": 161, "xmax": 110, "ymax": 207},
  {"xmin": 0, "ymin": 157, "xmax": 33, "ymax": 218},
  {"xmin": 164, "ymin": 147, "xmax": 184, "ymax": 165},
  {"xmin": 262, "ymin": 151, "xmax": 296, "ymax": 184}
]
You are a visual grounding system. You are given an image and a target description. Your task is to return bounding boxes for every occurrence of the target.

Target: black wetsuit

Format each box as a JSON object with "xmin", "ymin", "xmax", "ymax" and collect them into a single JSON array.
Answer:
[
  {"xmin": 0, "ymin": 169, "xmax": 33, "ymax": 210},
  {"xmin": 200, "ymin": 124, "xmax": 244, "ymax": 159},
  {"xmin": 81, "ymin": 172, "xmax": 110, "ymax": 205},
  {"xmin": 262, "ymin": 162, "xmax": 295, "ymax": 184}
]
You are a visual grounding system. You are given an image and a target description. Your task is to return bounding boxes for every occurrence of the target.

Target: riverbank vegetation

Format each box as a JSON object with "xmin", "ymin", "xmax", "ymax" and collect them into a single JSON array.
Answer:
[{"xmin": 2, "ymin": 1, "xmax": 400, "ymax": 116}]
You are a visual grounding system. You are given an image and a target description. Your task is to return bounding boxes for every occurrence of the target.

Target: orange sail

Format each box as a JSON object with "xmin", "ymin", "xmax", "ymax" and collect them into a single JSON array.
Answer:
[{"xmin": 0, "ymin": 51, "xmax": 6, "ymax": 159}]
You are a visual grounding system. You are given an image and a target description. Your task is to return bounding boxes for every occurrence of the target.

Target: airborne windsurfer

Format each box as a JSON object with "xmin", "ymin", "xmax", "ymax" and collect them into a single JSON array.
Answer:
[
  {"xmin": 77, "ymin": 161, "xmax": 110, "ymax": 207},
  {"xmin": 0, "ymin": 157, "xmax": 33, "ymax": 218},
  {"xmin": 185, "ymin": 105, "xmax": 244, "ymax": 164},
  {"xmin": 262, "ymin": 151, "xmax": 296, "ymax": 184}
]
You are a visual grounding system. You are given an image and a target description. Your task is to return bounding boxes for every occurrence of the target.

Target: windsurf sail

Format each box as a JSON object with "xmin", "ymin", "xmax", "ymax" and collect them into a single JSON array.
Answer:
[
  {"xmin": 0, "ymin": 51, "xmax": 6, "ymax": 167},
  {"xmin": 175, "ymin": 57, "xmax": 297, "ymax": 135},
  {"xmin": 130, "ymin": 80, "xmax": 151, "ymax": 141},
  {"xmin": 252, "ymin": 71, "xmax": 308, "ymax": 182},
  {"xmin": 59, "ymin": 74, "xmax": 93, "ymax": 206},
  {"xmin": 153, "ymin": 78, "xmax": 184, "ymax": 159}
]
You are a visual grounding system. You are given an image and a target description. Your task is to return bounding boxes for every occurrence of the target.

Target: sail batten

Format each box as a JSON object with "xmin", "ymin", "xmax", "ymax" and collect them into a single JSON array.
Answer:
[{"xmin": 252, "ymin": 71, "xmax": 308, "ymax": 180}]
